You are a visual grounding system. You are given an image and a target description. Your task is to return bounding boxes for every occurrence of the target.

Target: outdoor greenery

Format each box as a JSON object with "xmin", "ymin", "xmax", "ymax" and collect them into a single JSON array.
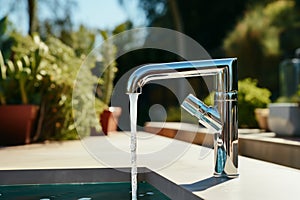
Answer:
[
  {"xmin": 0, "ymin": 10, "xmax": 129, "ymax": 141},
  {"xmin": 277, "ymin": 84, "xmax": 300, "ymax": 103},
  {"xmin": 0, "ymin": 33, "xmax": 48, "ymax": 105},
  {"xmin": 166, "ymin": 106, "xmax": 197, "ymax": 123},
  {"xmin": 122, "ymin": 0, "xmax": 270, "ymax": 54},
  {"xmin": 223, "ymin": 0, "xmax": 300, "ymax": 97},
  {"xmin": 0, "ymin": 16, "xmax": 103, "ymax": 141},
  {"xmin": 1, "ymin": 0, "xmax": 300, "ymax": 139},
  {"xmin": 238, "ymin": 78, "xmax": 271, "ymax": 127},
  {"xmin": 115, "ymin": 0, "xmax": 300, "ymax": 126}
]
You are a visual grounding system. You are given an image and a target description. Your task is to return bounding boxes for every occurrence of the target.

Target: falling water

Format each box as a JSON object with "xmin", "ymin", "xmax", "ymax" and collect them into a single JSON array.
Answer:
[{"xmin": 129, "ymin": 93, "xmax": 139, "ymax": 200}]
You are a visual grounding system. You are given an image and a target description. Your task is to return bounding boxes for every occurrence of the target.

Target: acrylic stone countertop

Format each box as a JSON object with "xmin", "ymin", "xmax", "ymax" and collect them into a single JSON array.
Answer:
[
  {"xmin": 156, "ymin": 138, "xmax": 300, "ymax": 200},
  {"xmin": 0, "ymin": 131, "xmax": 299, "ymax": 200}
]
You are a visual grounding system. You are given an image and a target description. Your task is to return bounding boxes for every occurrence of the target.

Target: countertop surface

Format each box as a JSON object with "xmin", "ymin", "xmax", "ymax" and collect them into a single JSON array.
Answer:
[{"xmin": 0, "ymin": 131, "xmax": 299, "ymax": 199}]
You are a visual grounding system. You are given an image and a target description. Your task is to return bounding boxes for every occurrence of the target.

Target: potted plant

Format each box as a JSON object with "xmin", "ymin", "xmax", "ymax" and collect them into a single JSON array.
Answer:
[
  {"xmin": 0, "ymin": 16, "xmax": 107, "ymax": 142},
  {"xmin": 0, "ymin": 34, "xmax": 46, "ymax": 145},
  {"xmin": 97, "ymin": 30, "xmax": 121, "ymax": 135},
  {"xmin": 238, "ymin": 78, "xmax": 272, "ymax": 129}
]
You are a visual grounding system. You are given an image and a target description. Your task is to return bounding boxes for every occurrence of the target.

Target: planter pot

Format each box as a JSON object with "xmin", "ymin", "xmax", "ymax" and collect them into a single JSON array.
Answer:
[
  {"xmin": 268, "ymin": 103, "xmax": 300, "ymax": 136},
  {"xmin": 0, "ymin": 105, "xmax": 39, "ymax": 146},
  {"xmin": 254, "ymin": 108, "xmax": 270, "ymax": 131},
  {"xmin": 100, "ymin": 107, "xmax": 122, "ymax": 135}
]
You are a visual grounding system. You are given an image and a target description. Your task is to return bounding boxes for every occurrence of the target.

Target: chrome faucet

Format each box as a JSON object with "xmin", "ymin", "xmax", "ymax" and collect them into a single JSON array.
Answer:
[{"xmin": 127, "ymin": 58, "xmax": 238, "ymax": 178}]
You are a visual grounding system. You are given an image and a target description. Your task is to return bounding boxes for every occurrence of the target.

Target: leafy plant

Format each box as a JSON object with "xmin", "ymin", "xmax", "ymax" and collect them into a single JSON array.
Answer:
[
  {"xmin": 0, "ymin": 33, "xmax": 49, "ymax": 105},
  {"xmin": 0, "ymin": 16, "xmax": 129, "ymax": 140},
  {"xmin": 238, "ymin": 78, "xmax": 271, "ymax": 128},
  {"xmin": 0, "ymin": 26, "xmax": 102, "ymax": 140},
  {"xmin": 38, "ymin": 36, "xmax": 101, "ymax": 140}
]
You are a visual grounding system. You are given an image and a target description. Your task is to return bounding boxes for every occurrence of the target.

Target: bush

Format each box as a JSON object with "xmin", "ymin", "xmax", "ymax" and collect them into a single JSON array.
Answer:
[
  {"xmin": 39, "ymin": 36, "xmax": 101, "ymax": 140},
  {"xmin": 238, "ymin": 78, "xmax": 271, "ymax": 127},
  {"xmin": 0, "ymin": 20, "xmax": 102, "ymax": 140}
]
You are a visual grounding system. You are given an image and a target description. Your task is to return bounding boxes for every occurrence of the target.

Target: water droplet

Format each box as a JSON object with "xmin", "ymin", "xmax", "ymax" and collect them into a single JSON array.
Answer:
[
  {"xmin": 138, "ymin": 193, "xmax": 145, "ymax": 197},
  {"xmin": 78, "ymin": 197, "xmax": 92, "ymax": 200},
  {"xmin": 146, "ymin": 192, "xmax": 154, "ymax": 195},
  {"xmin": 40, "ymin": 198, "xmax": 50, "ymax": 200}
]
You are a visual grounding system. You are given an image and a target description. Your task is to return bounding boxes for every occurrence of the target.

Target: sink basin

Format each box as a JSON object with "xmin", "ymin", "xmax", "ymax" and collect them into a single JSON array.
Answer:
[{"xmin": 0, "ymin": 168, "xmax": 201, "ymax": 200}]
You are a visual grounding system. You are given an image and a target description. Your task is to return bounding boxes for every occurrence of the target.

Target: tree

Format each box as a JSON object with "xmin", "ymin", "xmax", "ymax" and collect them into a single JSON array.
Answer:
[
  {"xmin": 0, "ymin": 0, "xmax": 76, "ymax": 36},
  {"xmin": 28, "ymin": 0, "xmax": 38, "ymax": 35},
  {"xmin": 223, "ymin": 0, "xmax": 300, "ymax": 98},
  {"xmin": 122, "ymin": 0, "xmax": 239, "ymax": 55},
  {"xmin": 38, "ymin": 0, "xmax": 77, "ymax": 40},
  {"xmin": 121, "ymin": 0, "xmax": 277, "ymax": 56}
]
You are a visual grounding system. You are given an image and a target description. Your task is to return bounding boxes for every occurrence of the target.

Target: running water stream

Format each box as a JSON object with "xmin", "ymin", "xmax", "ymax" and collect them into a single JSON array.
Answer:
[{"xmin": 129, "ymin": 93, "xmax": 139, "ymax": 200}]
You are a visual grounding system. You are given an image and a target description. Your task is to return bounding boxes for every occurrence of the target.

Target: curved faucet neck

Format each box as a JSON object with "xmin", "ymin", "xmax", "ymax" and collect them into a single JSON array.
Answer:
[{"xmin": 126, "ymin": 58, "xmax": 237, "ymax": 94}]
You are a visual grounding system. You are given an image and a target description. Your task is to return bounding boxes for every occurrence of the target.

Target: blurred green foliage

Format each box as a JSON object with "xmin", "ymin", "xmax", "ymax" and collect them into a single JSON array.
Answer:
[
  {"xmin": 238, "ymin": 78, "xmax": 271, "ymax": 128},
  {"xmin": 223, "ymin": 0, "xmax": 300, "ymax": 98},
  {"xmin": 0, "ymin": 33, "xmax": 49, "ymax": 105},
  {"xmin": 129, "ymin": 0, "xmax": 272, "ymax": 55},
  {"xmin": 116, "ymin": 0, "xmax": 300, "ymax": 127},
  {"xmin": 0, "ymin": 16, "xmax": 103, "ymax": 141},
  {"xmin": 276, "ymin": 84, "xmax": 300, "ymax": 103},
  {"xmin": 166, "ymin": 106, "xmax": 197, "ymax": 124}
]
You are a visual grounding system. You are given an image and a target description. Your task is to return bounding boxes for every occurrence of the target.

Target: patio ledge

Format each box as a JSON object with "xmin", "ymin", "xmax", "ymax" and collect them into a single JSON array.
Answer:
[{"xmin": 144, "ymin": 122, "xmax": 300, "ymax": 169}]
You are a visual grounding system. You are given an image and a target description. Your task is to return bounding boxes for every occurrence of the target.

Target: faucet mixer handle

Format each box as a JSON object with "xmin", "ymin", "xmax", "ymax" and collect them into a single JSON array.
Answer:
[{"xmin": 181, "ymin": 94, "xmax": 222, "ymax": 132}]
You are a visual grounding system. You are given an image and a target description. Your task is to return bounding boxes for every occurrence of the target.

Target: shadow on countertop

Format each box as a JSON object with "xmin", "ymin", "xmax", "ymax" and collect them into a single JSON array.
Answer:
[{"xmin": 181, "ymin": 176, "xmax": 232, "ymax": 192}]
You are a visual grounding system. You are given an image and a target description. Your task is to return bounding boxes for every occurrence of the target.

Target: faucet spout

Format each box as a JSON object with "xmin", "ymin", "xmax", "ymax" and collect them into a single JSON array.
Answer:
[
  {"xmin": 127, "ymin": 58, "xmax": 239, "ymax": 178},
  {"xmin": 181, "ymin": 94, "xmax": 222, "ymax": 132}
]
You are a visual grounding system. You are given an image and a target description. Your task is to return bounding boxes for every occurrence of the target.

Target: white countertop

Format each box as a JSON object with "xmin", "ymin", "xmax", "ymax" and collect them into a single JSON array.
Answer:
[{"xmin": 0, "ymin": 131, "xmax": 299, "ymax": 199}]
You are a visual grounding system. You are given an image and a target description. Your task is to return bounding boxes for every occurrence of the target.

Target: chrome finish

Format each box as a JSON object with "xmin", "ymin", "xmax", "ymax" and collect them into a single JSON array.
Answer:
[
  {"xmin": 127, "ymin": 58, "xmax": 239, "ymax": 178},
  {"xmin": 181, "ymin": 94, "xmax": 222, "ymax": 132}
]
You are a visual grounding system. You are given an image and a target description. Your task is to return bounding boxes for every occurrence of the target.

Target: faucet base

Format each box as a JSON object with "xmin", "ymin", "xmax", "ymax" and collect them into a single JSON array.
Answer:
[{"xmin": 213, "ymin": 172, "xmax": 239, "ymax": 179}]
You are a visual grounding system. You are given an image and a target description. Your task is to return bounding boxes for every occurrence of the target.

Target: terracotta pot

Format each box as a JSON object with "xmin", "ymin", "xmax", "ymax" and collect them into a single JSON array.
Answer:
[
  {"xmin": 100, "ymin": 107, "xmax": 122, "ymax": 135},
  {"xmin": 0, "ymin": 105, "xmax": 39, "ymax": 145},
  {"xmin": 254, "ymin": 108, "xmax": 270, "ymax": 131}
]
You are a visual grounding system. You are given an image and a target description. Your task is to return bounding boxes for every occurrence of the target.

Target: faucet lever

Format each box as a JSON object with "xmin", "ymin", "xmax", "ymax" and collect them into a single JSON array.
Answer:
[{"xmin": 181, "ymin": 94, "xmax": 222, "ymax": 132}]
